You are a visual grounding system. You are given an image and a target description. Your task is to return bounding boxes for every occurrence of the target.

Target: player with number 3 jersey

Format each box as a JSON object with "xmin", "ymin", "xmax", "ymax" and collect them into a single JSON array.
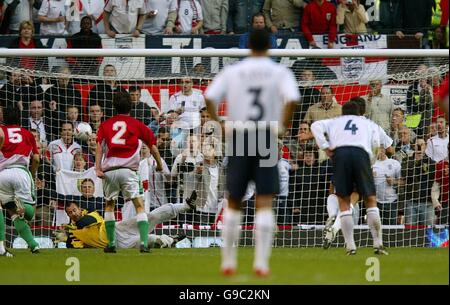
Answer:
[{"xmin": 96, "ymin": 92, "xmax": 163, "ymax": 253}]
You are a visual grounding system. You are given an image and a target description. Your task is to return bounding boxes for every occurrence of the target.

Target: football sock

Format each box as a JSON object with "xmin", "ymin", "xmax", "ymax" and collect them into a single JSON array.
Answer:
[
  {"xmin": 137, "ymin": 212, "xmax": 149, "ymax": 248},
  {"xmin": 254, "ymin": 209, "xmax": 275, "ymax": 272},
  {"xmin": 13, "ymin": 217, "xmax": 38, "ymax": 250},
  {"xmin": 326, "ymin": 195, "xmax": 339, "ymax": 218},
  {"xmin": 332, "ymin": 211, "xmax": 342, "ymax": 233},
  {"xmin": 104, "ymin": 212, "xmax": 116, "ymax": 247},
  {"xmin": 367, "ymin": 207, "xmax": 383, "ymax": 248},
  {"xmin": 23, "ymin": 204, "xmax": 35, "ymax": 222},
  {"xmin": 221, "ymin": 208, "xmax": 242, "ymax": 270},
  {"xmin": 340, "ymin": 210, "xmax": 356, "ymax": 251}
]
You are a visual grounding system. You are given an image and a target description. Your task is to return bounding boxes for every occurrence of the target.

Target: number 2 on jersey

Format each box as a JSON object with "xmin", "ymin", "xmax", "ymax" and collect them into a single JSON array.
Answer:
[
  {"xmin": 248, "ymin": 88, "xmax": 264, "ymax": 121},
  {"xmin": 344, "ymin": 120, "xmax": 359, "ymax": 135},
  {"xmin": 112, "ymin": 121, "xmax": 127, "ymax": 145}
]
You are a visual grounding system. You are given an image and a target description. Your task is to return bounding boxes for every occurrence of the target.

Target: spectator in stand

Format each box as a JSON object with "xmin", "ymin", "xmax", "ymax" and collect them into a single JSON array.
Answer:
[
  {"xmin": 147, "ymin": 107, "xmax": 161, "ymax": 135},
  {"xmin": 393, "ymin": 126, "xmax": 415, "ymax": 163},
  {"xmin": 82, "ymin": 132, "xmax": 97, "ymax": 168},
  {"xmin": 46, "ymin": 122, "xmax": 82, "ymax": 172},
  {"xmin": 293, "ymin": 69, "xmax": 320, "ymax": 134},
  {"xmin": 262, "ymin": 0, "xmax": 305, "ymax": 35},
  {"xmin": 87, "ymin": 104, "xmax": 103, "ymax": 133},
  {"xmin": 22, "ymin": 99, "xmax": 49, "ymax": 146},
  {"xmin": 286, "ymin": 122, "xmax": 315, "ymax": 163},
  {"xmin": 79, "ymin": 0, "xmax": 106, "ymax": 34},
  {"xmin": 66, "ymin": 15, "xmax": 103, "ymax": 75},
  {"xmin": 129, "ymin": 85, "xmax": 153, "ymax": 126},
  {"xmin": 303, "ymin": 85, "xmax": 342, "ymax": 124},
  {"xmin": 400, "ymin": 138, "xmax": 436, "ymax": 226},
  {"xmin": 377, "ymin": 0, "xmax": 402, "ymax": 34},
  {"xmin": 66, "ymin": 105, "xmax": 81, "ymax": 131},
  {"xmin": 157, "ymin": 126, "xmax": 174, "ymax": 168},
  {"xmin": 406, "ymin": 76, "xmax": 434, "ymax": 137},
  {"xmin": 363, "ymin": 80, "xmax": 392, "ymax": 133},
  {"xmin": 227, "ymin": 0, "xmax": 264, "ymax": 34},
  {"xmin": 200, "ymin": 0, "xmax": 228, "ymax": 34},
  {"xmin": 142, "ymin": 0, "xmax": 177, "ymax": 35},
  {"xmin": 336, "ymin": 0, "xmax": 368, "ymax": 34},
  {"xmin": 301, "ymin": 0, "xmax": 337, "ymax": 49},
  {"xmin": 425, "ymin": 117, "xmax": 449, "ymax": 162},
  {"xmin": 0, "ymin": 71, "xmax": 44, "ymax": 113},
  {"xmin": 72, "ymin": 151, "xmax": 86, "ymax": 172},
  {"xmin": 433, "ymin": 155, "xmax": 449, "ymax": 224},
  {"xmin": 395, "ymin": 0, "xmax": 434, "ymax": 49},
  {"xmin": 88, "ymin": 64, "xmax": 127, "ymax": 118},
  {"xmin": 38, "ymin": 0, "xmax": 67, "ymax": 35},
  {"xmin": 6, "ymin": 21, "xmax": 48, "ymax": 71},
  {"xmin": 169, "ymin": 76, "xmax": 205, "ymax": 131},
  {"xmin": 44, "ymin": 67, "xmax": 82, "ymax": 141},
  {"xmin": 104, "ymin": 0, "xmax": 146, "ymax": 38},
  {"xmin": 373, "ymin": 147, "xmax": 402, "ymax": 225},
  {"xmin": 276, "ymin": 141, "xmax": 293, "ymax": 224},
  {"xmin": 390, "ymin": 108, "xmax": 416, "ymax": 146},
  {"xmin": 175, "ymin": 0, "xmax": 203, "ymax": 34},
  {"xmin": 239, "ymin": 13, "xmax": 277, "ymax": 49},
  {"xmin": 2, "ymin": 0, "xmax": 33, "ymax": 34}
]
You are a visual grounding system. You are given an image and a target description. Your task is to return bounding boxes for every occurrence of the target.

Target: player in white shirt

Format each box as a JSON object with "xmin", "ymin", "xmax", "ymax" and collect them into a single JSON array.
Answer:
[
  {"xmin": 46, "ymin": 122, "xmax": 81, "ymax": 172},
  {"xmin": 425, "ymin": 117, "xmax": 449, "ymax": 162},
  {"xmin": 104, "ymin": 0, "xmax": 146, "ymax": 38},
  {"xmin": 312, "ymin": 101, "xmax": 389, "ymax": 255},
  {"xmin": 205, "ymin": 29, "xmax": 300, "ymax": 276},
  {"xmin": 169, "ymin": 77, "xmax": 206, "ymax": 131},
  {"xmin": 38, "ymin": 0, "xmax": 67, "ymax": 35},
  {"xmin": 323, "ymin": 97, "xmax": 394, "ymax": 249}
]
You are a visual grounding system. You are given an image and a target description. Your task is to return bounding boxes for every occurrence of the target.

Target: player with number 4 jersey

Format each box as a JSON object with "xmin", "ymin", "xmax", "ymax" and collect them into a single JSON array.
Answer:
[
  {"xmin": 0, "ymin": 107, "xmax": 41, "ymax": 256},
  {"xmin": 96, "ymin": 92, "xmax": 163, "ymax": 253},
  {"xmin": 311, "ymin": 101, "xmax": 389, "ymax": 256}
]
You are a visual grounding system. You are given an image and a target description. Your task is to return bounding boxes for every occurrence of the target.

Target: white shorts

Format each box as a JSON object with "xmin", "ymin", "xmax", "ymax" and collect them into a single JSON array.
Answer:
[
  {"xmin": 103, "ymin": 168, "xmax": 143, "ymax": 201},
  {"xmin": 0, "ymin": 167, "xmax": 35, "ymax": 206}
]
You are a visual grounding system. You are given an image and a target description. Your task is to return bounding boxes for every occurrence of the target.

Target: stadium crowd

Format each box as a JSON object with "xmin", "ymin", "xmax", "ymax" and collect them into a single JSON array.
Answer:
[{"xmin": 0, "ymin": 0, "xmax": 448, "ymax": 232}]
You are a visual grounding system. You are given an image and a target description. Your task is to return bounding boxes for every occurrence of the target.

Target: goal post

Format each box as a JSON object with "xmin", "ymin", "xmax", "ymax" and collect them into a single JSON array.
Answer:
[{"xmin": 0, "ymin": 48, "xmax": 448, "ymax": 249}]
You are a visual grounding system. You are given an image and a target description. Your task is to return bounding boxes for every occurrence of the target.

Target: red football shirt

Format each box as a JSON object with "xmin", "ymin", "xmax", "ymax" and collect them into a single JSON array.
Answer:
[
  {"xmin": 436, "ymin": 160, "xmax": 449, "ymax": 205},
  {"xmin": 0, "ymin": 125, "xmax": 39, "ymax": 170},
  {"xmin": 97, "ymin": 114, "xmax": 157, "ymax": 171},
  {"xmin": 301, "ymin": 1, "xmax": 337, "ymax": 44}
]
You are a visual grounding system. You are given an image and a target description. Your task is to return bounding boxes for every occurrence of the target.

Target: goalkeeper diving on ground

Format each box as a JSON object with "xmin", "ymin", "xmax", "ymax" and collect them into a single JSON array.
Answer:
[{"xmin": 55, "ymin": 191, "xmax": 197, "ymax": 249}]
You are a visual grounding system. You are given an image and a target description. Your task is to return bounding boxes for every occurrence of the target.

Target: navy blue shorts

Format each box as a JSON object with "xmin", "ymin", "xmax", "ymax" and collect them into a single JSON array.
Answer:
[
  {"xmin": 332, "ymin": 146, "xmax": 376, "ymax": 198},
  {"xmin": 226, "ymin": 128, "xmax": 279, "ymax": 200}
]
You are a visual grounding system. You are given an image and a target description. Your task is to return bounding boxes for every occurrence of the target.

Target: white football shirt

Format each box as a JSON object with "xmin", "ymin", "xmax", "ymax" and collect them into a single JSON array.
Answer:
[
  {"xmin": 205, "ymin": 57, "xmax": 300, "ymax": 124},
  {"xmin": 373, "ymin": 158, "xmax": 401, "ymax": 203},
  {"xmin": 311, "ymin": 115, "xmax": 382, "ymax": 159}
]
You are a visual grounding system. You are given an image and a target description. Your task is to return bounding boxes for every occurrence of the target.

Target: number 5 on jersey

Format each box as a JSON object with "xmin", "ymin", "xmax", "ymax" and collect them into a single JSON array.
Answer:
[
  {"xmin": 8, "ymin": 128, "xmax": 23, "ymax": 143},
  {"xmin": 112, "ymin": 121, "xmax": 127, "ymax": 145}
]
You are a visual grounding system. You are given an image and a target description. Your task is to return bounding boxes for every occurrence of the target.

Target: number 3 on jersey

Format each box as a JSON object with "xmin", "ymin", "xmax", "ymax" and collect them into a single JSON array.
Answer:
[
  {"xmin": 112, "ymin": 121, "xmax": 127, "ymax": 145},
  {"xmin": 248, "ymin": 88, "xmax": 264, "ymax": 121},
  {"xmin": 344, "ymin": 120, "xmax": 359, "ymax": 135}
]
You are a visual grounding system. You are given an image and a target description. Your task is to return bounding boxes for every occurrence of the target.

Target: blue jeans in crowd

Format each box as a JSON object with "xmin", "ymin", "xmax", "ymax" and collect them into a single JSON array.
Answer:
[
  {"xmin": 227, "ymin": 0, "xmax": 265, "ymax": 34},
  {"xmin": 405, "ymin": 201, "xmax": 434, "ymax": 226}
]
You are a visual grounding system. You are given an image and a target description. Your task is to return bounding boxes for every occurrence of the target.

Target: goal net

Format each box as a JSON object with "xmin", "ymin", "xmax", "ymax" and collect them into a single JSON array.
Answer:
[{"xmin": 0, "ymin": 49, "xmax": 448, "ymax": 249}]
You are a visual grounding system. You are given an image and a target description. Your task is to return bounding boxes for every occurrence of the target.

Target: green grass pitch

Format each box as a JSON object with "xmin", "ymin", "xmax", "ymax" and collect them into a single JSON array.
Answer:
[{"xmin": 0, "ymin": 248, "xmax": 448, "ymax": 285}]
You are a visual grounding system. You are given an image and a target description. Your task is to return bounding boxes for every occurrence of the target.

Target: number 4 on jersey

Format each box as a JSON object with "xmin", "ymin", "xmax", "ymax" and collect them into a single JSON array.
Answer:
[{"xmin": 344, "ymin": 120, "xmax": 359, "ymax": 135}]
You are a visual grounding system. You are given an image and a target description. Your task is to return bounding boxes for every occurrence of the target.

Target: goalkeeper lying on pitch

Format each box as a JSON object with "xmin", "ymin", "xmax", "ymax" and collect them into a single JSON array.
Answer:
[{"xmin": 55, "ymin": 191, "xmax": 197, "ymax": 250}]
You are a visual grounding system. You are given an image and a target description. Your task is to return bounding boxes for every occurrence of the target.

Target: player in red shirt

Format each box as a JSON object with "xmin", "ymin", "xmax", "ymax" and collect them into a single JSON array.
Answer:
[
  {"xmin": 0, "ymin": 106, "xmax": 41, "ymax": 256},
  {"xmin": 301, "ymin": 0, "xmax": 337, "ymax": 49},
  {"xmin": 96, "ymin": 91, "xmax": 163, "ymax": 253}
]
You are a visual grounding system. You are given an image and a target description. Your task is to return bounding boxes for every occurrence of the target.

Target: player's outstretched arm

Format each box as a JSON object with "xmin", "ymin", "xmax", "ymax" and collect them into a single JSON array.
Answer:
[
  {"xmin": 30, "ymin": 154, "xmax": 40, "ymax": 180},
  {"xmin": 95, "ymin": 143, "xmax": 104, "ymax": 178},
  {"xmin": 150, "ymin": 144, "xmax": 163, "ymax": 172},
  {"xmin": 0, "ymin": 128, "xmax": 4, "ymax": 150}
]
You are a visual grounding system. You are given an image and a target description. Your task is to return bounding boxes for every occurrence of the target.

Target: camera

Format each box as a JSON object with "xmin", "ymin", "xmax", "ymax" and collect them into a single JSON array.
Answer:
[{"xmin": 177, "ymin": 162, "xmax": 195, "ymax": 173}]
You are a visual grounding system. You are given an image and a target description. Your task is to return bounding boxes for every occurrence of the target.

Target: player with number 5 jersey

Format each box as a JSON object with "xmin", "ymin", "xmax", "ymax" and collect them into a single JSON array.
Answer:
[
  {"xmin": 0, "ymin": 107, "xmax": 41, "ymax": 256},
  {"xmin": 96, "ymin": 92, "xmax": 163, "ymax": 253}
]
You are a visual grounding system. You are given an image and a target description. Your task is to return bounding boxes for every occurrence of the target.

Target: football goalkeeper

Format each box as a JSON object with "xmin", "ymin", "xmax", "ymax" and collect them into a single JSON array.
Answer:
[{"xmin": 57, "ymin": 191, "xmax": 197, "ymax": 250}]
